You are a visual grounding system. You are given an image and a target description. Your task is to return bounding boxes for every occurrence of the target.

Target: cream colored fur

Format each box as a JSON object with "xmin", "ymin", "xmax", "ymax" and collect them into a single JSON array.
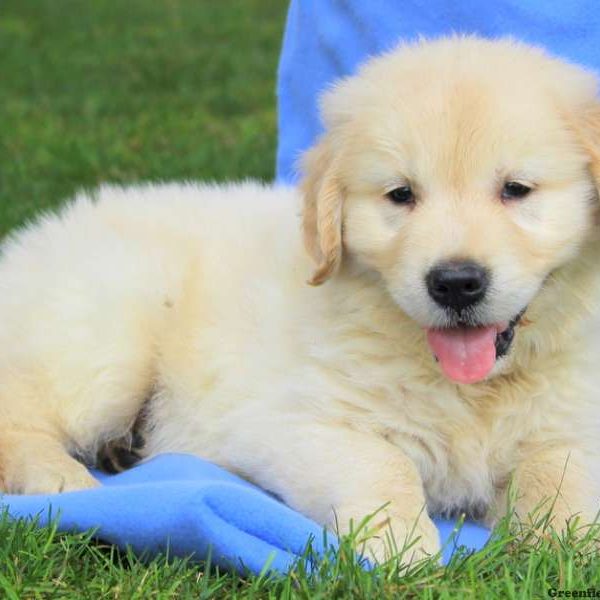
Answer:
[{"xmin": 2, "ymin": 37, "xmax": 600, "ymax": 562}]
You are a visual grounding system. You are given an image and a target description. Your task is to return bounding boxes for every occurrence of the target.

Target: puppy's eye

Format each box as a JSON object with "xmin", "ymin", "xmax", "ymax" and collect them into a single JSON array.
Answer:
[
  {"xmin": 502, "ymin": 181, "xmax": 532, "ymax": 200},
  {"xmin": 386, "ymin": 186, "xmax": 415, "ymax": 205}
]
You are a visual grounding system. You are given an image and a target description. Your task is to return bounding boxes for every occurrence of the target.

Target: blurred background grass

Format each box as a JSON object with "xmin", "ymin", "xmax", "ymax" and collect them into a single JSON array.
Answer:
[{"xmin": 0, "ymin": 0, "xmax": 287, "ymax": 237}]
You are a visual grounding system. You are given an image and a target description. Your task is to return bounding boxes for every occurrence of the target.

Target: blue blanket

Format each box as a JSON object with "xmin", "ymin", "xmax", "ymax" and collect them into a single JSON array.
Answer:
[
  {"xmin": 1, "ymin": 454, "xmax": 490, "ymax": 574},
  {"xmin": 276, "ymin": 0, "xmax": 600, "ymax": 183}
]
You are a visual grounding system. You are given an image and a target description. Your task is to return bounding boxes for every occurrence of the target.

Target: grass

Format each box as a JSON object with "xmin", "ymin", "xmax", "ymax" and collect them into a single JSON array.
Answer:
[
  {"xmin": 2, "ymin": 508, "xmax": 600, "ymax": 599},
  {"xmin": 1, "ymin": 0, "xmax": 599, "ymax": 597},
  {"xmin": 0, "ymin": 0, "xmax": 282, "ymax": 237}
]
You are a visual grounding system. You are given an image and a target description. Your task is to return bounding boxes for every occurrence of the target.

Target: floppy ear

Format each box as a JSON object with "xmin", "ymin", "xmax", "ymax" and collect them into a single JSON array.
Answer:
[
  {"xmin": 570, "ymin": 103, "xmax": 600, "ymax": 234},
  {"xmin": 300, "ymin": 137, "xmax": 344, "ymax": 286},
  {"xmin": 572, "ymin": 102, "xmax": 600, "ymax": 187}
]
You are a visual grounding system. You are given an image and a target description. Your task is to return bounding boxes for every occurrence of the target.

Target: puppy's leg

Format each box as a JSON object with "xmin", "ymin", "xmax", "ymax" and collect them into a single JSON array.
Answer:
[
  {"xmin": 229, "ymin": 421, "xmax": 439, "ymax": 564},
  {"xmin": 0, "ymin": 307, "xmax": 160, "ymax": 494},
  {"xmin": 0, "ymin": 325, "xmax": 157, "ymax": 495},
  {"xmin": 0, "ymin": 195, "xmax": 177, "ymax": 494},
  {"xmin": 492, "ymin": 446, "xmax": 600, "ymax": 532}
]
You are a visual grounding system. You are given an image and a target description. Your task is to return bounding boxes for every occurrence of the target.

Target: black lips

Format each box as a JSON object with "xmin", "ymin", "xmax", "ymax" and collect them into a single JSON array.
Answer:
[{"xmin": 495, "ymin": 309, "xmax": 526, "ymax": 359}]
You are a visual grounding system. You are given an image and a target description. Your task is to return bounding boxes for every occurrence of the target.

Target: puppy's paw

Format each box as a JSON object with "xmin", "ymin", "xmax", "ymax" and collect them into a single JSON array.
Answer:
[
  {"xmin": 518, "ymin": 506, "xmax": 599, "ymax": 544},
  {"xmin": 356, "ymin": 511, "xmax": 441, "ymax": 565},
  {"xmin": 37, "ymin": 466, "xmax": 100, "ymax": 495},
  {"xmin": 4, "ymin": 458, "xmax": 100, "ymax": 495}
]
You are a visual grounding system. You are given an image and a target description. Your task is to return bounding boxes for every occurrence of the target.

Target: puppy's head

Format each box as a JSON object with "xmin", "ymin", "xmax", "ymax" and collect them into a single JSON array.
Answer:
[{"xmin": 302, "ymin": 37, "xmax": 600, "ymax": 384}]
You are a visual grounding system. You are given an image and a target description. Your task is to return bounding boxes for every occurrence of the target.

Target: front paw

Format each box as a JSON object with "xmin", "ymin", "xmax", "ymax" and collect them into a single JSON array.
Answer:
[
  {"xmin": 353, "ymin": 509, "xmax": 441, "ymax": 565},
  {"xmin": 3, "ymin": 457, "xmax": 100, "ymax": 495},
  {"xmin": 518, "ymin": 502, "xmax": 598, "ymax": 541},
  {"xmin": 492, "ymin": 489, "xmax": 599, "ymax": 547}
]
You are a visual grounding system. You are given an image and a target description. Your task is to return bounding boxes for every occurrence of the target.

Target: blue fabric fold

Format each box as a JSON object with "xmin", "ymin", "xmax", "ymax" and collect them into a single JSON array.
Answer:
[
  {"xmin": 276, "ymin": 0, "xmax": 600, "ymax": 183},
  {"xmin": 1, "ymin": 453, "xmax": 490, "ymax": 574}
]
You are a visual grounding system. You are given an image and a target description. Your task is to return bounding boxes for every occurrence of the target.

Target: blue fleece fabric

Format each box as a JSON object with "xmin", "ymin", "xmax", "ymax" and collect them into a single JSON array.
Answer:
[
  {"xmin": 276, "ymin": 0, "xmax": 600, "ymax": 183},
  {"xmin": 1, "ymin": 454, "xmax": 490, "ymax": 574}
]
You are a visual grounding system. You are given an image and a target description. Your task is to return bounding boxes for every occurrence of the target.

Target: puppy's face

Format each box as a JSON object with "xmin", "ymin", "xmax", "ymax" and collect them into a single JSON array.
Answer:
[{"xmin": 302, "ymin": 38, "xmax": 600, "ymax": 384}]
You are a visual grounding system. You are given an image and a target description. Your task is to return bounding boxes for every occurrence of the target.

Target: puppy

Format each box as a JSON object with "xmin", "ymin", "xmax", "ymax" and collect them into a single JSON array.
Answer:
[{"xmin": 1, "ymin": 37, "xmax": 600, "ymax": 562}]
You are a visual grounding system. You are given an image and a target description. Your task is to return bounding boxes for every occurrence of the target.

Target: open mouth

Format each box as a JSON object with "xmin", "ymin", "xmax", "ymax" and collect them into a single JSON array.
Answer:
[{"xmin": 426, "ymin": 310, "xmax": 525, "ymax": 384}]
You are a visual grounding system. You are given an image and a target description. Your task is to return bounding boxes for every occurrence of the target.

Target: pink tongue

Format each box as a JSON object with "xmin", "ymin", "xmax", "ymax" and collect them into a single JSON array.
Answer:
[{"xmin": 426, "ymin": 326, "xmax": 497, "ymax": 384}]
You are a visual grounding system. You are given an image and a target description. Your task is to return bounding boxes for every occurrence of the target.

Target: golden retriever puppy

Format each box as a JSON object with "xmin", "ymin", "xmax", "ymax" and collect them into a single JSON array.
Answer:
[{"xmin": 1, "ymin": 36, "xmax": 600, "ymax": 562}]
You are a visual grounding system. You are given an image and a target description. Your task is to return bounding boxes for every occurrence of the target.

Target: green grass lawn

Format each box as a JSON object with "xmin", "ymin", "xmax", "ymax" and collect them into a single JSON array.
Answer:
[
  {"xmin": 0, "ymin": 0, "xmax": 281, "ymax": 237},
  {"xmin": 1, "ymin": 1, "xmax": 600, "ymax": 597}
]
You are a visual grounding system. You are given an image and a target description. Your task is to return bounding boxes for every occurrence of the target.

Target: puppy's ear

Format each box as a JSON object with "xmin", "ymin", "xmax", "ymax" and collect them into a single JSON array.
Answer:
[
  {"xmin": 572, "ymin": 102, "xmax": 600, "ymax": 187},
  {"xmin": 301, "ymin": 137, "xmax": 344, "ymax": 286}
]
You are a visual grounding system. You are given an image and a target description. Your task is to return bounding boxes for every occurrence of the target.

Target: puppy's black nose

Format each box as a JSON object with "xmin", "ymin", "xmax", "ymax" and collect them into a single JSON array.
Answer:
[{"xmin": 426, "ymin": 261, "xmax": 489, "ymax": 312}]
